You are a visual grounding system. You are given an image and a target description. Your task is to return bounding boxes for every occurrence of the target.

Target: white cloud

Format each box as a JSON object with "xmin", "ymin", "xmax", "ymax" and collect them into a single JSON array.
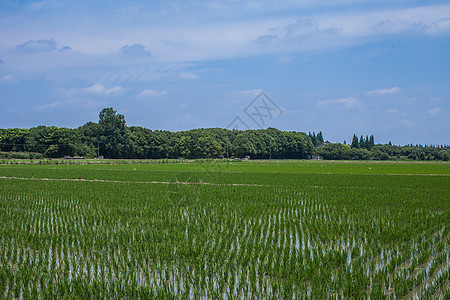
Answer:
[
  {"xmin": 385, "ymin": 108, "xmax": 399, "ymax": 113},
  {"xmin": 120, "ymin": 44, "xmax": 151, "ymax": 57},
  {"xmin": 82, "ymin": 83, "xmax": 126, "ymax": 96},
  {"xmin": 401, "ymin": 119, "xmax": 415, "ymax": 127},
  {"xmin": 317, "ymin": 97, "xmax": 360, "ymax": 109},
  {"xmin": 15, "ymin": 39, "xmax": 57, "ymax": 52},
  {"xmin": 0, "ymin": 75, "xmax": 15, "ymax": 82},
  {"xmin": 233, "ymin": 89, "xmax": 264, "ymax": 97},
  {"xmin": 367, "ymin": 87, "xmax": 400, "ymax": 96},
  {"xmin": 249, "ymin": 4, "xmax": 450, "ymax": 57},
  {"xmin": 59, "ymin": 46, "xmax": 72, "ymax": 52},
  {"xmin": 428, "ymin": 107, "xmax": 442, "ymax": 116},
  {"xmin": 256, "ymin": 34, "xmax": 279, "ymax": 45},
  {"xmin": 178, "ymin": 72, "xmax": 198, "ymax": 80},
  {"xmin": 56, "ymin": 88, "xmax": 78, "ymax": 97},
  {"xmin": 138, "ymin": 89, "xmax": 168, "ymax": 98},
  {"xmin": 321, "ymin": 5, "xmax": 450, "ymax": 39},
  {"xmin": 277, "ymin": 56, "xmax": 293, "ymax": 64},
  {"xmin": 2, "ymin": 4, "xmax": 449, "ymax": 64},
  {"xmin": 285, "ymin": 19, "xmax": 324, "ymax": 38},
  {"xmin": 423, "ymin": 18, "xmax": 450, "ymax": 35},
  {"xmin": 35, "ymin": 98, "xmax": 104, "ymax": 111},
  {"xmin": 29, "ymin": 1, "xmax": 63, "ymax": 10}
]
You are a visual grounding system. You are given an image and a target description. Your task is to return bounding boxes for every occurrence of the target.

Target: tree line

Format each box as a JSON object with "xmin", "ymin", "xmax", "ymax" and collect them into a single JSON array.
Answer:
[
  {"xmin": 0, "ymin": 107, "xmax": 448, "ymax": 160},
  {"xmin": 0, "ymin": 108, "xmax": 314, "ymax": 159},
  {"xmin": 317, "ymin": 143, "xmax": 449, "ymax": 161}
]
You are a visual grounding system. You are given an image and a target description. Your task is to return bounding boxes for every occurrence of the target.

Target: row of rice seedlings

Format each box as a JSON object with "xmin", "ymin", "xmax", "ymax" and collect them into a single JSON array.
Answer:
[{"xmin": 0, "ymin": 174, "xmax": 448, "ymax": 298}]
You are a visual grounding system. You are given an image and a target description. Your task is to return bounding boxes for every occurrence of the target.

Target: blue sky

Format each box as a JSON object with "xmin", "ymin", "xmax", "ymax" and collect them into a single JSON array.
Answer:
[{"xmin": 0, "ymin": 0, "xmax": 449, "ymax": 145}]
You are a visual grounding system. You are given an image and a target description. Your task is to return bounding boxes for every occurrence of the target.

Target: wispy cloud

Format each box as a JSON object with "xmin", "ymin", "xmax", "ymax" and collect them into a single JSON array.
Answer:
[
  {"xmin": 317, "ymin": 97, "xmax": 360, "ymax": 109},
  {"xmin": 256, "ymin": 35, "xmax": 279, "ymax": 45},
  {"xmin": 178, "ymin": 72, "xmax": 198, "ymax": 80},
  {"xmin": 3, "ymin": 4, "xmax": 449, "ymax": 63},
  {"xmin": 82, "ymin": 83, "xmax": 126, "ymax": 96},
  {"xmin": 138, "ymin": 89, "xmax": 168, "ymax": 98},
  {"xmin": 120, "ymin": 44, "xmax": 151, "ymax": 57},
  {"xmin": 428, "ymin": 107, "xmax": 442, "ymax": 116},
  {"xmin": 422, "ymin": 17, "xmax": 450, "ymax": 35},
  {"xmin": 285, "ymin": 19, "xmax": 335, "ymax": 40},
  {"xmin": 233, "ymin": 89, "xmax": 264, "ymax": 97},
  {"xmin": 276, "ymin": 56, "xmax": 293, "ymax": 64},
  {"xmin": 367, "ymin": 87, "xmax": 400, "ymax": 96},
  {"xmin": 250, "ymin": 4, "xmax": 450, "ymax": 56},
  {"xmin": 401, "ymin": 119, "xmax": 415, "ymax": 127},
  {"xmin": 0, "ymin": 75, "xmax": 15, "ymax": 83},
  {"xmin": 59, "ymin": 46, "xmax": 72, "ymax": 52},
  {"xmin": 35, "ymin": 98, "xmax": 104, "ymax": 111},
  {"xmin": 385, "ymin": 108, "xmax": 399, "ymax": 113},
  {"xmin": 15, "ymin": 39, "xmax": 57, "ymax": 52}
]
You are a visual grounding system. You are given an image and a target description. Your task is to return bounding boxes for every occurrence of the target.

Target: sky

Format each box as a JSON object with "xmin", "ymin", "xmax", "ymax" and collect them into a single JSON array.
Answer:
[{"xmin": 0, "ymin": 0, "xmax": 449, "ymax": 145}]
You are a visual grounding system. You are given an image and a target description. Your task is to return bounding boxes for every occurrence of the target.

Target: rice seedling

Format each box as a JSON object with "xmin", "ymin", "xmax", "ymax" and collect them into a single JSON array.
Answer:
[{"xmin": 0, "ymin": 161, "xmax": 448, "ymax": 298}]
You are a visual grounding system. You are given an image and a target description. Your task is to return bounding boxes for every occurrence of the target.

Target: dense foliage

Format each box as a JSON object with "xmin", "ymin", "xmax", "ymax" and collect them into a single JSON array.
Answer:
[
  {"xmin": 0, "ymin": 151, "xmax": 43, "ymax": 159},
  {"xmin": 317, "ymin": 143, "xmax": 450, "ymax": 161},
  {"xmin": 0, "ymin": 161, "xmax": 449, "ymax": 298},
  {"xmin": 308, "ymin": 131, "xmax": 324, "ymax": 147},
  {"xmin": 0, "ymin": 108, "xmax": 314, "ymax": 159},
  {"xmin": 0, "ymin": 107, "xmax": 448, "ymax": 160}
]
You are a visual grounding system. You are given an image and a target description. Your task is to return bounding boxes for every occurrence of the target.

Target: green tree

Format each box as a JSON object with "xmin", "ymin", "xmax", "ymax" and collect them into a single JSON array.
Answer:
[
  {"xmin": 26, "ymin": 126, "xmax": 81, "ymax": 157},
  {"xmin": 77, "ymin": 121, "xmax": 99, "ymax": 157},
  {"xmin": 371, "ymin": 150, "xmax": 390, "ymax": 160},
  {"xmin": 128, "ymin": 126, "xmax": 154, "ymax": 158},
  {"xmin": 440, "ymin": 150, "xmax": 449, "ymax": 161},
  {"xmin": 317, "ymin": 131, "xmax": 324, "ymax": 144},
  {"xmin": 98, "ymin": 107, "xmax": 130, "ymax": 158},
  {"xmin": 369, "ymin": 135, "xmax": 375, "ymax": 149},
  {"xmin": 359, "ymin": 135, "xmax": 365, "ymax": 149},
  {"xmin": 343, "ymin": 148, "xmax": 370, "ymax": 160},
  {"xmin": 173, "ymin": 132, "xmax": 192, "ymax": 158},
  {"xmin": 0, "ymin": 128, "xmax": 29, "ymax": 152},
  {"xmin": 308, "ymin": 131, "xmax": 324, "ymax": 147},
  {"xmin": 407, "ymin": 147, "xmax": 425, "ymax": 160},
  {"xmin": 317, "ymin": 143, "xmax": 350, "ymax": 160},
  {"xmin": 48, "ymin": 127, "xmax": 80, "ymax": 157},
  {"xmin": 232, "ymin": 132, "xmax": 255, "ymax": 158},
  {"xmin": 351, "ymin": 134, "xmax": 359, "ymax": 149}
]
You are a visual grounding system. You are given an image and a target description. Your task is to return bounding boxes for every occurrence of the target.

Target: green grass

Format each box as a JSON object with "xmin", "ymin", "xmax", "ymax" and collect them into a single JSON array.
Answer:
[
  {"xmin": 3, "ymin": 158, "xmax": 450, "ymax": 173},
  {"xmin": 0, "ymin": 160, "xmax": 449, "ymax": 298}
]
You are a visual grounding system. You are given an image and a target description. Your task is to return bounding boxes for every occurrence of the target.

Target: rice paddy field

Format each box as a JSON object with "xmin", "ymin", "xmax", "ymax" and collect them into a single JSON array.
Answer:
[{"xmin": 0, "ymin": 160, "xmax": 449, "ymax": 299}]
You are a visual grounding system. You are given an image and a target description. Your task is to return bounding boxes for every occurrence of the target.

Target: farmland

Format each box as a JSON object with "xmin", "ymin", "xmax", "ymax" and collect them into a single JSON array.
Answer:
[{"xmin": 0, "ymin": 160, "xmax": 449, "ymax": 298}]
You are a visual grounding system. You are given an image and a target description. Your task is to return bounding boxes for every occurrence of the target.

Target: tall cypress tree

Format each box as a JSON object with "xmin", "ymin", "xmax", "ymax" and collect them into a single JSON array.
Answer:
[
  {"xmin": 317, "ymin": 131, "xmax": 324, "ymax": 144},
  {"xmin": 369, "ymin": 135, "xmax": 375, "ymax": 148},
  {"xmin": 351, "ymin": 134, "xmax": 360, "ymax": 148}
]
